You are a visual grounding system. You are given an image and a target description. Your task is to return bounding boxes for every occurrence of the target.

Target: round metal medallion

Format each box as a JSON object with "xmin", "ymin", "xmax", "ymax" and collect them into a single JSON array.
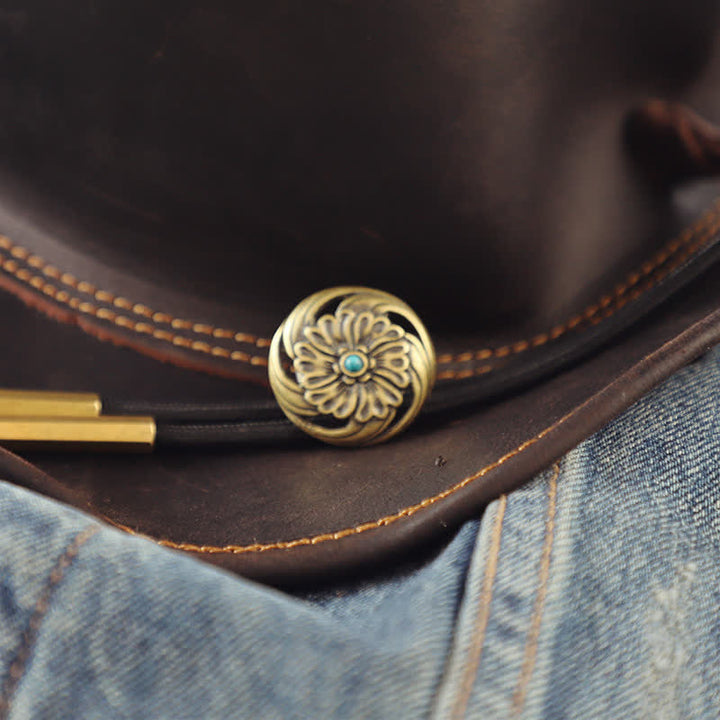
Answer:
[{"xmin": 269, "ymin": 286, "xmax": 436, "ymax": 446}]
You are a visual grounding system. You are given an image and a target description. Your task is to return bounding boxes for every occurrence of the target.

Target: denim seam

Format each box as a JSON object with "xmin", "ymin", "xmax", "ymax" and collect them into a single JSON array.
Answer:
[
  {"xmin": 510, "ymin": 463, "xmax": 560, "ymax": 717},
  {"xmin": 450, "ymin": 494, "xmax": 508, "ymax": 720},
  {"xmin": 0, "ymin": 525, "xmax": 99, "ymax": 720}
]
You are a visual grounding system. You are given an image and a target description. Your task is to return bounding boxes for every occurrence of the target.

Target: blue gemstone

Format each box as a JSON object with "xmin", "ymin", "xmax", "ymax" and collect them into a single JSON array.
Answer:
[{"xmin": 343, "ymin": 354, "xmax": 364, "ymax": 373}]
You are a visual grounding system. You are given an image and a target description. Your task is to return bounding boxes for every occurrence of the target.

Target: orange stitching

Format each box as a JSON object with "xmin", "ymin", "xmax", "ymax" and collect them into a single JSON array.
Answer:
[
  {"xmin": 511, "ymin": 464, "xmax": 560, "ymax": 716},
  {"xmin": 437, "ymin": 365, "xmax": 493, "ymax": 381},
  {"xmin": 103, "ymin": 255, "xmax": 708, "ymax": 557},
  {"xmin": 105, "ymin": 394, "xmax": 585, "ymax": 555},
  {"xmin": 0, "ymin": 198, "xmax": 718, "ymax": 376},
  {"xmin": 437, "ymin": 204, "xmax": 720, "ymax": 379},
  {"xmin": 0, "ymin": 235, "xmax": 271, "ymax": 349},
  {"xmin": 0, "ymin": 525, "xmax": 99, "ymax": 720},
  {"xmin": 442, "ymin": 198, "xmax": 720, "ymax": 367},
  {"xmin": 0, "ymin": 256, "xmax": 269, "ymax": 368},
  {"xmin": 451, "ymin": 494, "xmax": 507, "ymax": 720}
]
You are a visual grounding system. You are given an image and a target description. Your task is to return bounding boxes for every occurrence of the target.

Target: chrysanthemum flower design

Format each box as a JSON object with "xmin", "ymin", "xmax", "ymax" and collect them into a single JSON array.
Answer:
[
  {"xmin": 292, "ymin": 309, "xmax": 411, "ymax": 423},
  {"xmin": 269, "ymin": 286, "xmax": 435, "ymax": 446}
]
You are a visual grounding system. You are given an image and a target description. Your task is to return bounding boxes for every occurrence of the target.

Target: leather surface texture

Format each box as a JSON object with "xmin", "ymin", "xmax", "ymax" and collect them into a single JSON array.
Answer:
[
  {"xmin": 0, "ymin": 185, "xmax": 717, "ymax": 585},
  {"xmin": 2, "ymin": 0, "xmax": 720, "ymax": 585}
]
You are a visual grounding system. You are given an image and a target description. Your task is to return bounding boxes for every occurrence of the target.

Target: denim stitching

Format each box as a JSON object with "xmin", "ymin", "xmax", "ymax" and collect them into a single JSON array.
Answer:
[
  {"xmin": 450, "ymin": 494, "xmax": 508, "ymax": 720},
  {"xmin": 0, "ymin": 525, "xmax": 99, "ymax": 720},
  {"xmin": 510, "ymin": 463, "xmax": 560, "ymax": 717}
]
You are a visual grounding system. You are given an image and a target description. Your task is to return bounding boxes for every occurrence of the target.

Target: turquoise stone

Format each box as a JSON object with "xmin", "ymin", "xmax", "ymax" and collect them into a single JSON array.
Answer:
[{"xmin": 343, "ymin": 354, "xmax": 364, "ymax": 373}]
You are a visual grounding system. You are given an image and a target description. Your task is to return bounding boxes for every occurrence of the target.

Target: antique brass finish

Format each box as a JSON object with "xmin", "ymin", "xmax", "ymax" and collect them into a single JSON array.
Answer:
[
  {"xmin": 0, "ymin": 416, "xmax": 156, "ymax": 451},
  {"xmin": 0, "ymin": 389, "xmax": 102, "ymax": 417},
  {"xmin": 269, "ymin": 286, "xmax": 436, "ymax": 446},
  {"xmin": 0, "ymin": 389, "xmax": 155, "ymax": 451}
]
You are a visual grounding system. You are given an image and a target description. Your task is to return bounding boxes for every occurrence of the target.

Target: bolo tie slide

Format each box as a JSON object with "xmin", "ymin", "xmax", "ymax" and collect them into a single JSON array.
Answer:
[
  {"xmin": 0, "ymin": 287, "xmax": 437, "ymax": 451},
  {"xmin": 5, "ymin": 213, "xmax": 720, "ymax": 453}
]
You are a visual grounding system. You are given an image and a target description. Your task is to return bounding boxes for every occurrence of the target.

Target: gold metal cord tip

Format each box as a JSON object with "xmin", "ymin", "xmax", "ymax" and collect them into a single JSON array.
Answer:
[
  {"xmin": 0, "ymin": 389, "xmax": 101, "ymax": 417},
  {"xmin": 0, "ymin": 389, "xmax": 155, "ymax": 451}
]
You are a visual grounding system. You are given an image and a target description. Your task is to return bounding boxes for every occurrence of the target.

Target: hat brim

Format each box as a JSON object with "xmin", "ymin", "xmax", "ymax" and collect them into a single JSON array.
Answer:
[{"xmin": 1, "ymin": 183, "xmax": 719, "ymax": 586}]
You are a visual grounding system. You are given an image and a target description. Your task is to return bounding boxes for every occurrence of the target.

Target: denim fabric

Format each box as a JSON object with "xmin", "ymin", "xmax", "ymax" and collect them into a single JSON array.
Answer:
[{"xmin": 1, "ymin": 345, "xmax": 719, "ymax": 719}]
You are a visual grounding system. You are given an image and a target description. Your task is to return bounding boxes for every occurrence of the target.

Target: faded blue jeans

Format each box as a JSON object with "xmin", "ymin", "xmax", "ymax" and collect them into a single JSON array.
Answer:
[{"xmin": 1, "ymin": 345, "xmax": 719, "ymax": 719}]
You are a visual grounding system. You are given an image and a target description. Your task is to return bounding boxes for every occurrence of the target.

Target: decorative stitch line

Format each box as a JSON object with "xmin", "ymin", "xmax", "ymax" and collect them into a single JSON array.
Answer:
[
  {"xmin": 511, "ymin": 463, "xmax": 560, "ymax": 716},
  {"xmin": 0, "ymin": 197, "xmax": 718, "ymax": 376},
  {"xmin": 103, "ymin": 287, "xmax": 717, "ymax": 558},
  {"xmin": 105, "ymin": 395, "xmax": 585, "ymax": 555},
  {"xmin": 0, "ymin": 250, "xmax": 269, "ymax": 368},
  {"xmin": 436, "ymin": 204, "xmax": 720, "ymax": 379},
  {"xmin": 437, "ymin": 199, "xmax": 720, "ymax": 363},
  {"xmin": 450, "ymin": 494, "xmax": 508, "ymax": 720},
  {"xmin": 0, "ymin": 236, "xmax": 270, "ymax": 348},
  {"xmin": 0, "ymin": 525, "xmax": 99, "ymax": 720}
]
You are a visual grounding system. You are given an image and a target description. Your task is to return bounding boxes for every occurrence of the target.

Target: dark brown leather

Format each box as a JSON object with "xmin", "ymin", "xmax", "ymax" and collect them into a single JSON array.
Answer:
[
  {"xmin": 0, "ymin": 184, "xmax": 717, "ymax": 586},
  {"xmin": 2, "ymin": 0, "xmax": 719, "ymax": 332},
  {"xmin": 0, "ymin": 249, "xmax": 716, "ymax": 587},
  {"xmin": 1, "ymin": 1, "xmax": 720, "ymax": 586},
  {"xmin": 627, "ymin": 101, "xmax": 720, "ymax": 183}
]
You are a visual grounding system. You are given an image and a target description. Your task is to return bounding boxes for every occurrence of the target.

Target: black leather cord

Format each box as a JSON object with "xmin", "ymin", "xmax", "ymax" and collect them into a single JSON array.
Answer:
[{"xmin": 107, "ymin": 225, "xmax": 720, "ymax": 447}]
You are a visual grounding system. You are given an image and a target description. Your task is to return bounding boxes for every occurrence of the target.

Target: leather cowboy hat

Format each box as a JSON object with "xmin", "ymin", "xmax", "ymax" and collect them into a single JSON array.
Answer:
[{"xmin": 2, "ymin": 0, "xmax": 720, "ymax": 586}]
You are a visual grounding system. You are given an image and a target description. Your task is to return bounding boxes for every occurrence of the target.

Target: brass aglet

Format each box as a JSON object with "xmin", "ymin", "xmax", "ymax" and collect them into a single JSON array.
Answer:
[
  {"xmin": 0, "ymin": 389, "xmax": 102, "ymax": 417},
  {"xmin": 0, "ymin": 389, "xmax": 156, "ymax": 451}
]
